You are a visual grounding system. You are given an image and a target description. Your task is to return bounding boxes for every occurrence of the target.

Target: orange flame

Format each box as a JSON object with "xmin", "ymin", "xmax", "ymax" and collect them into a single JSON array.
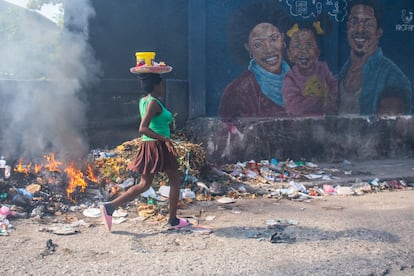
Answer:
[
  {"xmin": 13, "ymin": 159, "xmax": 31, "ymax": 176},
  {"xmin": 86, "ymin": 163, "xmax": 97, "ymax": 182},
  {"xmin": 34, "ymin": 164, "xmax": 43, "ymax": 174},
  {"xmin": 65, "ymin": 162, "xmax": 87, "ymax": 201},
  {"xmin": 13, "ymin": 153, "xmax": 93, "ymax": 201},
  {"xmin": 44, "ymin": 153, "xmax": 62, "ymax": 172}
]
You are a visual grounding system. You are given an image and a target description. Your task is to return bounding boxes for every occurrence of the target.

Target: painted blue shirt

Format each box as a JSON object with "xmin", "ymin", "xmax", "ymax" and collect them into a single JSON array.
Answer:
[{"xmin": 339, "ymin": 48, "xmax": 412, "ymax": 115}]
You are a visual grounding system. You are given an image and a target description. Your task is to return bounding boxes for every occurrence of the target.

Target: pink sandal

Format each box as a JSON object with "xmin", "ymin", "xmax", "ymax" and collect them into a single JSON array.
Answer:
[
  {"xmin": 100, "ymin": 205, "xmax": 112, "ymax": 232},
  {"xmin": 170, "ymin": 218, "xmax": 191, "ymax": 229}
]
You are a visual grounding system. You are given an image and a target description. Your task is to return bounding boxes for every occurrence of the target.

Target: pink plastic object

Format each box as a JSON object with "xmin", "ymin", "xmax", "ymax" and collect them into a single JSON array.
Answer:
[{"xmin": 0, "ymin": 205, "xmax": 11, "ymax": 217}]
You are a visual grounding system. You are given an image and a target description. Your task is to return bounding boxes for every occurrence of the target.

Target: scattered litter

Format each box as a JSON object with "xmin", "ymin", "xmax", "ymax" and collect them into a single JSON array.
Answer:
[
  {"xmin": 265, "ymin": 219, "xmax": 278, "ymax": 225},
  {"xmin": 40, "ymin": 239, "xmax": 58, "ymax": 258},
  {"xmin": 0, "ymin": 135, "xmax": 411, "ymax": 235},
  {"xmin": 186, "ymin": 225, "xmax": 214, "ymax": 234},
  {"xmin": 270, "ymin": 232, "xmax": 296, "ymax": 243},
  {"xmin": 113, "ymin": 209, "xmax": 128, "ymax": 218},
  {"xmin": 231, "ymin": 208, "xmax": 242, "ymax": 214},
  {"xmin": 335, "ymin": 186, "xmax": 354, "ymax": 195},
  {"xmin": 82, "ymin": 207, "xmax": 101, "ymax": 218},
  {"xmin": 112, "ymin": 217, "xmax": 128, "ymax": 224},
  {"xmin": 39, "ymin": 224, "xmax": 80, "ymax": 235},
  {"xmin": 205, "ymin": 215, "xmax": 216, "ymax": 221},
  {"xmin": 217, "ymin": 197, "xmax": 236, "ymax": 204},
  {"xmin": 323, "ymin": 205, "xmax": 344, "ymax": 211},
  {"xmin": 182, "ymin": 188, "xmax": 196, "ymax": 199},
  {"xmin": 141, "ymin": 186, "xmax": 157, "ymax": 198}
]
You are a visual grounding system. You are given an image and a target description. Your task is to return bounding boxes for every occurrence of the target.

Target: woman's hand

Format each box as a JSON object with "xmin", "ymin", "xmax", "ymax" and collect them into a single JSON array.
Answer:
[{"xmin": 164, "ymin": 138, "xmax": 177, "ymax": 156}]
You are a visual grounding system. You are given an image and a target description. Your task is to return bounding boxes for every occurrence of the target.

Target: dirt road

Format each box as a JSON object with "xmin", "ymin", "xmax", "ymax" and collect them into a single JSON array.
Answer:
[{"xmin": 2, "ymin": 188, "xmax": 414, "ymax": 276}]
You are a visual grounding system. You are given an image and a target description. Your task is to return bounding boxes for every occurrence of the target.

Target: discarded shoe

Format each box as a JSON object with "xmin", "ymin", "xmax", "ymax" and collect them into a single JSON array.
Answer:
[
  {"xmin": 100, "ymin": 205, "xmax": 112, "ymax": 232},
  {"xmin": 169, "ymin": 218, "xmax": 191, "ymax": 230}
]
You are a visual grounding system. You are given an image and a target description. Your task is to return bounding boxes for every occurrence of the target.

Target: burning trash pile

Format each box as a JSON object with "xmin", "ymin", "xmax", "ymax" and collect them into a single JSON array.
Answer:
[{"xmin": 0, "ymin": 136, "xmax": 209, "ymax": 235}]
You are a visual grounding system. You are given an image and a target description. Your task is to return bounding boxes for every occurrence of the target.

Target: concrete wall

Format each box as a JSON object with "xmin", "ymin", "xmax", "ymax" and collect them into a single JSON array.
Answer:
[
  {"xmin": 83, "ymin": 0, "xmax": 414, "ymax": 159},
  {"xmin": 185, "ymin": 116, "xmax": 414, "ymax": 163}
]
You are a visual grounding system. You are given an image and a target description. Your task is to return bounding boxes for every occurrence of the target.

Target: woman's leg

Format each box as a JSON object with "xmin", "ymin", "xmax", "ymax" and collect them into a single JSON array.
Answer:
[
  {"xmin": 164, "ymin": 169, "xmax": 181, "ymax": 224},
  {"xmin": 101, "ymin": 173, "xmax": 154, "ymax": 232},
  {"xmin": 109, "ymin": 173, "xmax": 154, "ymax": 211}
]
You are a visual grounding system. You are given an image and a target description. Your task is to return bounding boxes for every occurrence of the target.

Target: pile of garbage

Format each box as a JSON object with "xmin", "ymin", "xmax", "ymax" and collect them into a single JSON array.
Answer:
[
  {"xmin": 0, "ymin": 136, "xmax": 413, "ymax": 236},
  {"xmin": 208, "ymin": 159, "xmax": 412, "ymax": 200},
  {"xmin": 0, "ymin": 136, "xmax": 209, "ymax": 235}
]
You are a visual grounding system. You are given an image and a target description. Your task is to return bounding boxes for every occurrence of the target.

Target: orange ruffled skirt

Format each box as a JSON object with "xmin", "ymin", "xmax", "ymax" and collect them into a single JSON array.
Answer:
[{"xmin": 128, "ymin": 140, "xmax": 179, "ymax": 174}]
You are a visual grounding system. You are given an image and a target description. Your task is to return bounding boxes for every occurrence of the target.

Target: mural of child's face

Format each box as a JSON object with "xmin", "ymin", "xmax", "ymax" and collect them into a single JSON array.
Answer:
[
  {"xmin": 246, "ymin": 23, "xmax": 284, "ymax": 74},
  {"xmin": 287, "ymin": 29, "xmax": 320, "ymax": 75},
  {"xmin": 347, "ymin": 4, "xmax": 382, "ymax": 57}
]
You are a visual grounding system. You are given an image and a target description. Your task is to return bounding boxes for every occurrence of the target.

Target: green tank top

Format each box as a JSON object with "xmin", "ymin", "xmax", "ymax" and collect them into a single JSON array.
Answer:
[{"xmin": 139, "ymin": 96, "xmax": 173, "ymax": 141}]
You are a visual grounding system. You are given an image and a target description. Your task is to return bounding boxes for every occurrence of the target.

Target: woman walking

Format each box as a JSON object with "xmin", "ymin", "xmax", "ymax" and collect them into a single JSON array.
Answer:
[{"xmin": 100, "ymin": 70, "xmax": 189, "ymax": 232}]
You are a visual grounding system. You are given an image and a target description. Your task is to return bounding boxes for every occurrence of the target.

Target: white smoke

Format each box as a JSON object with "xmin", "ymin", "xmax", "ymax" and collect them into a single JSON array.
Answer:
[{"xmin": 0, "ymin": 0, "xmax": 100, "ymax": 163}]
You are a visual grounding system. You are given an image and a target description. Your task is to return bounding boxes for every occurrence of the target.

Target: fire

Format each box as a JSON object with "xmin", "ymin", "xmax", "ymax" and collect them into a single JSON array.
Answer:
[
  {"xmin": 65, "ymin": 162, "xmax": 88, "ymax": 201},
  {"xmin": 12, "ymin": 153, "xmax": 98, "ymax": 201},
  {"xmin": 34, "ymin": 164, "xmax": 43, "ymax": 174},
  {"xmin": 86, "ymin": 163, "xmax": 97, "ymax": 182},
  {"xmin": 44, "ymin": 153, "xmax": 62, "ymax": 172},
  {"xmin": 14, "ymin": 154, "xmax": 62, "ymax": 175},
  {"xmin": 14, "ymin": 159, "xmax": 31, "ymax": 176}
]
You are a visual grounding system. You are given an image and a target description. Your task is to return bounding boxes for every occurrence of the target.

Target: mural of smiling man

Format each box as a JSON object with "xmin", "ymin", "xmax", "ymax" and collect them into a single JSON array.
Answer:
[{"xmin": 339, "ymin": 0, "xmax": 412, "ymax": 115}]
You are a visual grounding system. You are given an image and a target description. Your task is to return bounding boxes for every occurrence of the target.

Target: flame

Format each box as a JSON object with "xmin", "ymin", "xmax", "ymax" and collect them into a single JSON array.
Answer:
[
  {"xmin": 86, "ymin": 163, "xmax": 97, "ymax": 182},
  {"xmin": 13, "ymin": 159, "xmax": 31, "ymax": 176},
  {"xmin": 34, "ymin": 164, "xmax": 43, "ymax": 174},
  {"xmin": 65, "ymin": 162, "xmax": 87, "ymax": 201},
  {"xmin": 44, "ymin": 153, "xmax": 63, "ymax": 172},
  {"xmin": 12, "ymin": 153, "xmax": 96, "ymax": 201}
]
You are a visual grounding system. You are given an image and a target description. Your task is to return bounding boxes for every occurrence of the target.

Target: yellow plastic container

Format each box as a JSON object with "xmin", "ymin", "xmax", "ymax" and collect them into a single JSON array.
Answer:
[{"xmin": 135, "ymin": 52, "xmax": 156, "ymax": 66}]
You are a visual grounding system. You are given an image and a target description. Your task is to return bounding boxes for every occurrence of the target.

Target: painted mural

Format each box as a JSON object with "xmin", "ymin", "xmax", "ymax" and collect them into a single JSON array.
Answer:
[{"xmin": 213, "ymin": 0, "xmax": 414, "ymax": 120}]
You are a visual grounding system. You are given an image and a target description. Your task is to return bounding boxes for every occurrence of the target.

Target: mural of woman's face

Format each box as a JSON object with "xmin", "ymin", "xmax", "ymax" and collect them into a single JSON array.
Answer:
[
  {"xmin": 347, "ymin": 4, "xmax": 383, "ymax": 57},
  {"xmin": 246, "ymin": 23, "xmax": 284, "ymax": 74},
  {"xmin": 287, "ymin": 29, "xmax": 320, "ymax": 75}
]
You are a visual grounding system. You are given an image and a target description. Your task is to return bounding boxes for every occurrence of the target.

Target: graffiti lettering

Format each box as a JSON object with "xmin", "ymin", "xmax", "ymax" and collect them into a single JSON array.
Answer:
[{"xmin": 395, "ymin": 24, "xmax": 414, "ymax": 32}]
